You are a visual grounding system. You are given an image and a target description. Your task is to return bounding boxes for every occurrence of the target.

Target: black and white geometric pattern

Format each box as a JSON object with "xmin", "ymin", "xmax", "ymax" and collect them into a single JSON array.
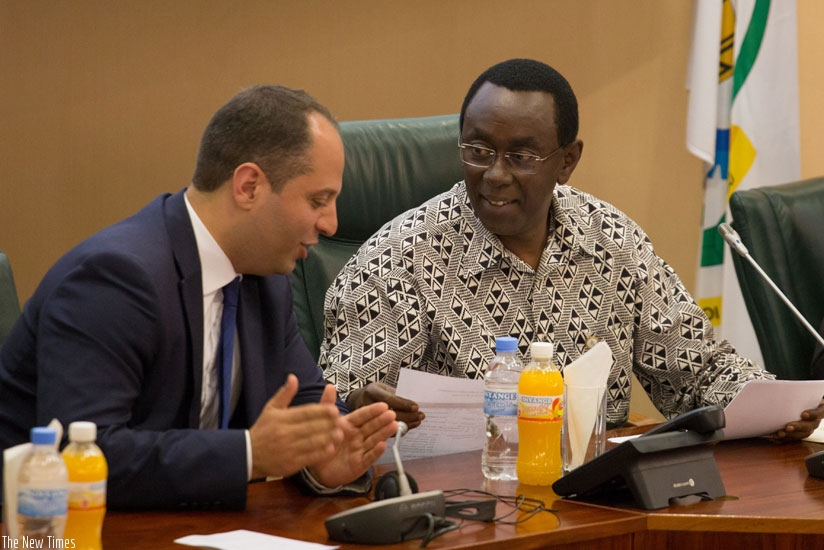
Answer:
[{"xmin": 319, "ymin": 182, "xmax": 773, "ymax": 426}]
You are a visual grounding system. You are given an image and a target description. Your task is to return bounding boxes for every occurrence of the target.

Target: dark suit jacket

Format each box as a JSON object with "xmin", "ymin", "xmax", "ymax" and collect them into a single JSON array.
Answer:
[{"xmin": 0, "ymin": 190, "xmax": 342, "ymax": 509}]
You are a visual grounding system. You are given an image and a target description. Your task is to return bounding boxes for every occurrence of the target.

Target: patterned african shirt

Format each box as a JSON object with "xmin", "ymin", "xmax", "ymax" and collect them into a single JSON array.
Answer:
[{"xmin": 319, "ymin": 182, "xmax": 773, "ymax": 426}]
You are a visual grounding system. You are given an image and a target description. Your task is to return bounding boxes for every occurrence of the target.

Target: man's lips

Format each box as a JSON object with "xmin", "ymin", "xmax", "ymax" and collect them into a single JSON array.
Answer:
[{"xmin": 484, "ymin": 196, "xmax": 516, "ymax": 207}]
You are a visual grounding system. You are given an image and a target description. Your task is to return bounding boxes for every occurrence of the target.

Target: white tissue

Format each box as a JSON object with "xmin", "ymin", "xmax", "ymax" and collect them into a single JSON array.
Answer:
[{"xmin": 564, "ymin": 342, "xmax": 613, "ymax": 469}]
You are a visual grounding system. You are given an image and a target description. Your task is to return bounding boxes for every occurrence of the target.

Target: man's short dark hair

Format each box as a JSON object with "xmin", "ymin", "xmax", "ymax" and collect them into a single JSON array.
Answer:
[
  {"xmin": 459, "ymin": 58, "xmax": 579, "ymax": 147},
  {"xmin": 192, "ymin": 85, "xmax": 338, "ymax": 192}
]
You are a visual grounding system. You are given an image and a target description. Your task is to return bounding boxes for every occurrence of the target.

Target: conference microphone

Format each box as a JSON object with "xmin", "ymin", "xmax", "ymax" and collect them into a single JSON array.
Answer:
[
  {"xmin": 718, "ymin": 222, "xmax": 824, "ymax": 349},
  {"xmin": 325, "ymin": 420, "xmax": 446, "ymax": 544}
]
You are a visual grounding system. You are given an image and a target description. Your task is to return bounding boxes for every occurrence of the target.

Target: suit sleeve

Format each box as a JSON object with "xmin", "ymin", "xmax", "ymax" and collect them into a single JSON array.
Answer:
[{"xmin": 35, "ymin": 252, "xmax": 248, "ymax": 509}]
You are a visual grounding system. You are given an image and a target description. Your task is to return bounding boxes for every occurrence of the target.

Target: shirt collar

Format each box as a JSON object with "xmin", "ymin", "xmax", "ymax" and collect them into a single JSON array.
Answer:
[
  {"xmin": 184, "ymin": 192, "xmax": 240, "ymax": 296},
  {"xmin": 548, "ymin": 184, "xmax": 597, "ymax": 258}
]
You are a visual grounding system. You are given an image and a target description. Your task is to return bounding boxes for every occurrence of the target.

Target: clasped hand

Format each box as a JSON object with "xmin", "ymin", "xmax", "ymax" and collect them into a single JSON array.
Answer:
[
  {"xmin": 775, "ymin": 398, "xmax": 824, "ymax": 440},
  {"xmin": 346, "ymin": 382, "xmax": 425, "ymax": 429},
  {"xmin": 249, "ymin": 374, "xmax": 397, "ymax": 487}
]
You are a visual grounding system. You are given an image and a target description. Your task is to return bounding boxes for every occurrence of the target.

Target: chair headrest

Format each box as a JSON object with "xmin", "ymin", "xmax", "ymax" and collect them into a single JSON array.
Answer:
[{"xmin": 334, "ymin": 115, "xmax": 462, "ymax": 241}]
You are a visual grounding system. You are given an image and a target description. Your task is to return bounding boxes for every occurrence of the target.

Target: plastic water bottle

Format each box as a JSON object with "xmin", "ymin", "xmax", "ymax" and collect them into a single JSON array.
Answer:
[
  {"xmin": 17, "ymin": 426, "xmax": 69, "ymax": 544},
  {"xmin": 482, "ymin": 336, "xmax": 523, "ymax": 480},
  {"xmin": 517, "ymin": 341, "xmax": 564, "ymax": 486},
  {"xmin": 62, "ymin": 421, "xmax": 108, "ymax": 550}
]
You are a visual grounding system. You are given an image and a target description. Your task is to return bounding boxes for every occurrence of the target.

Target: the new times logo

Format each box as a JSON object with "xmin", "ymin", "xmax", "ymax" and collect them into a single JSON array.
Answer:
[{"xmin": 2, "ymin": 536, "xmax": 76, "ymax": 549}]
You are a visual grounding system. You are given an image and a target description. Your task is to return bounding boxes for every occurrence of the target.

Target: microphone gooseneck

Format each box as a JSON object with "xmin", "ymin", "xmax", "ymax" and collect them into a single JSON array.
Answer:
[
  {"xmin": 392, "ymin": 421, "xmax": 413, "ymax": 497},
  {"xmin": 717, "ymin": 223, "xmax": 824, "ymax": 350}
]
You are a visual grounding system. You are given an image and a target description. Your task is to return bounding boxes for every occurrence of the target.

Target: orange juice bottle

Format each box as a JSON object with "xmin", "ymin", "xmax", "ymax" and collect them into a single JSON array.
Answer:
[
  {"xmin": 517, "ymin": 342, "xmax": 564, "ymax": 486},
  {"xmin": 62, "ymin": 421, "xmax": 107, "ymax": 550}
]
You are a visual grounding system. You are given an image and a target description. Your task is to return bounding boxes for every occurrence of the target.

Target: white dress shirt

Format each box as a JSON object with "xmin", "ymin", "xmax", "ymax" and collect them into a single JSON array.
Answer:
[{"xmin": 184, "ymin": 194, "xmax": 252, "ymax": 479}]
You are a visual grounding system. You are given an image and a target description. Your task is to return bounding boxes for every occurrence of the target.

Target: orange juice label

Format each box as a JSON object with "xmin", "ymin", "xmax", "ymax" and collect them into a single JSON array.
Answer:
[
  {"xmin": 518, "ymin": 394, "xmax": 563, "ymax": 420},
  {"xmin": 68, "ymin": 480, "xmax": 107, "ymax": 510}
]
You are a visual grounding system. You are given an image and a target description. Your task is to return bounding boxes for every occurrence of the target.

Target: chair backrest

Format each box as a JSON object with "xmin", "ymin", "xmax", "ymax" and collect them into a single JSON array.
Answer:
[
  {"xmin": 0, "ymin": 251, "xmax": 21, "ymax": 346},
  {"xmin": 729, "ymin": 177, "xmax": 824, "ymax": 379},
  {"xmin": 290, "ymin": 114, "xmax": 463, "ymax": 360}
]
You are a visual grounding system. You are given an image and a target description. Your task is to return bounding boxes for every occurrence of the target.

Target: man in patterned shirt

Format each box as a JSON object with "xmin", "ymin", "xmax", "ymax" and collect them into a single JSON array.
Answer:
[{"xmin": 319, "ymin": 58, "xmax": 824, "ymax": 437}]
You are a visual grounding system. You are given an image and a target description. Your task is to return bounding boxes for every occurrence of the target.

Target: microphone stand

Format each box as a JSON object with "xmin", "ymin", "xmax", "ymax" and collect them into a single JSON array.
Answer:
[
  {"xmin": 392, "ymin": 421, "xmax": 413, "ymax": 497},
  {"xmin": 718, "ymin": 223, "xmax": 824, "ymax": 349}
]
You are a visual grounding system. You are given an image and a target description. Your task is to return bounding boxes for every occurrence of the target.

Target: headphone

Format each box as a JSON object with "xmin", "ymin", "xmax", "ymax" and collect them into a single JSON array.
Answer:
[
  {"xmin": 371, "ymin": 422, "xmax": 537, "ymax": 526},
  {"xmin": 373, "ymin": 421, "xmax": 419, "ymax": 500}
]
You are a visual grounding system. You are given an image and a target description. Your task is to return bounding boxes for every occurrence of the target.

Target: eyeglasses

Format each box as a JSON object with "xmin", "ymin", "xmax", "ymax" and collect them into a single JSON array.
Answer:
[{"xmin": 458, "ymin": 142, "xmax": 565, "ymax": 175}]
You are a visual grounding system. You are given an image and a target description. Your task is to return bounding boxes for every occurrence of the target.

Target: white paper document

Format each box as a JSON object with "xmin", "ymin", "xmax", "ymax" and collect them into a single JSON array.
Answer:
[
  {"xmin": 722, "ymin": 379, "xmax": 824, "ymax": 439},
  {"xmin": 610, "ymin": 379, "xmax": 824, "ymax": 443},
  {"xmin": 377, "ymin": 368, "xmax": 485, "ymax": 463},
  {"xmin": 174, "ymin": 529, "xmax": 338, "ymax": 550}
]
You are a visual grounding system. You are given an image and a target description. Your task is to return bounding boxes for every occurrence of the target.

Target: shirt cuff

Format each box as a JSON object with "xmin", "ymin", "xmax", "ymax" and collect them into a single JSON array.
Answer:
[
  {"xmin": 244, "ymin": 430, "xmax": 252, "ymax": 482},
  {"xmin": 299, "ymin": 467, "xmax": 372, "ymax": 496},
  {"xmin": 245, "ymin": 429, "xmax": 371, "ymax": 494}
]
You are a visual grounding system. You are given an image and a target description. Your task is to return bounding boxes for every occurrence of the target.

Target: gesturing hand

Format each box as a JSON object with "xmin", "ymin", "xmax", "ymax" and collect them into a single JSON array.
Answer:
[
  {"xmin": 307, "ymin": 391, "xmax": 398, "ymax": 489},
  {"xmin": 248, "ymin": 374, "xmax": 343, "ymax": 480}
]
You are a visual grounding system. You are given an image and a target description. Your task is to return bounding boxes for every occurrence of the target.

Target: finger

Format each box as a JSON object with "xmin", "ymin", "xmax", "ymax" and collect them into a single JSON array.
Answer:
[
  {"xmin": 357, "ymin": 409, "xmax": 399, "ymax": 447},
  {"xmin": 373, "ymin": 382, "xmax": 398, "ymax": 395},
  {"xmin": 356, "ymin": 440, "xmax": 388, "ymax": 468},
  {"xmin": 344, "ymin": 401, "xmax": 391, "ymax": 429},
  {"xmin": 280, "ymin": 402, "xmax": 341, "ymax": 428},
  {"xmin": 801, "ymin": 405, "xmax": 824, "ymax": 422},
  {"xmin": 270, "ymin": 374, "xmax": 299, "ymax": 410},
  {"xmin": 384, "ymin": 394, "xmax": 420, "ymax": 413},
  {"xmin": 277, "ymin": 412, "xmax": 344, "ymax": 452},
  {"xmin": 358, "ymin": 382, "xmax": 399, "ymax": 407},
  {"xmin": 785, "ymin": 419, "xmax": 818, "ymax": 439},
  {"xmin": 396, "ymin": 410, "xmax": 425, "ymax": 429},
  {"xmin": 320, "ymin": 383, "xmax": 338, "ymax": 406}
]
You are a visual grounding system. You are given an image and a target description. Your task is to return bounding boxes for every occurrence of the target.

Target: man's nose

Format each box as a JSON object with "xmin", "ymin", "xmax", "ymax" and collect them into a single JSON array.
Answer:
[
  {"xmin": 483, "ymin": 154, "xmax": 513, "ymax": 184},
  {"xmin": 317, "ymin": 204, "xmax": 338, "ymax": 237}
]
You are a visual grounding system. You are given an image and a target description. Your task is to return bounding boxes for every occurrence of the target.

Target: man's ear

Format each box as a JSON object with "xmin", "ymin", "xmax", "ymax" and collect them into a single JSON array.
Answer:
[
  {"xmin": 232, "ymin": 162, "xmax": 266, "ymax": 209},
  {"xmin": 557, "ymin": 139, "xmax": 584, "ymax": 185}
]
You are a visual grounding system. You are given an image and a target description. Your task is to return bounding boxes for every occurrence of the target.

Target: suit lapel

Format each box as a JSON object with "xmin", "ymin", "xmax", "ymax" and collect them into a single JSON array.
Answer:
[{"xmin": 164, "ymin": 190, "xmax": 205, "ymax": 428}]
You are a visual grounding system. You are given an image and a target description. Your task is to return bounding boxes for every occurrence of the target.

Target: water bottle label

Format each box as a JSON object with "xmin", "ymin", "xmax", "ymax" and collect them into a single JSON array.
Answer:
[
  {"xmin": 68, "ymin": 480, "xmax": 107, "ymax": 510},
  {"xmin": 17, "ymin": 486, "xmax": 69, "ymax": 516},
  {"xmin": 484, "ymin": 389, "xmax": 518, "ymax": 415},
  {"xmin": 518, "ymin": 394, "xmax": 563, "ymax": 420}
]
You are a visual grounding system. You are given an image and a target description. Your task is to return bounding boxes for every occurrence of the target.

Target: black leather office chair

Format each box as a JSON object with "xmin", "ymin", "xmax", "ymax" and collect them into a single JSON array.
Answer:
[
  {"xmin": 290, "ymin": 115, "xmax": 463, "ymax": 360},
  {"xmin": 0, "ymin": 251, "xmax": 21, "ymax": 346},
  {"xmin": 729, "ymin": 177, "xmax": 824, "ymax": 379}
]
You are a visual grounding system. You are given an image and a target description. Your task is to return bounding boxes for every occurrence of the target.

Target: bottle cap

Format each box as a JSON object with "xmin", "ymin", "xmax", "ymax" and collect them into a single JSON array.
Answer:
[
  {"xmin": 30, "ymin": 427, "xmax": 57, "ymax": 446},
  {"xmin": 530, "ymin": 341, "xmax": 554, "ymax": 359},
  {"xmin": 495, "ymin": 336, "xmax": 518, "ymax": 353},
  {"xmin": 68, "ymin": 421, "xmax": 97, "ymax": 442}
]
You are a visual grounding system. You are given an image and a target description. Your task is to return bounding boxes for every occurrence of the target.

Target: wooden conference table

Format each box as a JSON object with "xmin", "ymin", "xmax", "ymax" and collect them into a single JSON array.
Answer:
[{"xmin": 93, "ymin": 429, "xmax": 824, "ymax": 550}]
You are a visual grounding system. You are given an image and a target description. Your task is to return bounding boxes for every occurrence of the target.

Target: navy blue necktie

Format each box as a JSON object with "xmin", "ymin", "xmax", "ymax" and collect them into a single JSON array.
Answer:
[{"xmin": 218, "ymin": 277, "xmax": 240, "ymax": 429}]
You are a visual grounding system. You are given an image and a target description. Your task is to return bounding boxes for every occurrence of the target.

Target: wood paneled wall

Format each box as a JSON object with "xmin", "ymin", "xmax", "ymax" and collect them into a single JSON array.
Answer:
[{"xmin": 1, "ymin": 0, "xmax": 822, "ymax": 306}]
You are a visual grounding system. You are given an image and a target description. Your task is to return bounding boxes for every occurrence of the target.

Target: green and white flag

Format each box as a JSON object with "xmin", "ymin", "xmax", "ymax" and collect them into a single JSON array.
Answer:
[{"xmin": 687, "ymin": 0, "xmax": 800, "ymax": 368}]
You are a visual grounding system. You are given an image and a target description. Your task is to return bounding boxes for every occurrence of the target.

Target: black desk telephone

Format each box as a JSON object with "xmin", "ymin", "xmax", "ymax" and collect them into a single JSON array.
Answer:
[{"xmin": 552, "ymin": 405, "xmax": 726, "ymax": 509}]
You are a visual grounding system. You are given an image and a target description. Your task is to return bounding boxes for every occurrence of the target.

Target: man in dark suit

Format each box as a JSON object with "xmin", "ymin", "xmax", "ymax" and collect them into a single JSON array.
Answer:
[{"xmin": 0, "ymin": 85, "xmax": 397, "ymax": 509}]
